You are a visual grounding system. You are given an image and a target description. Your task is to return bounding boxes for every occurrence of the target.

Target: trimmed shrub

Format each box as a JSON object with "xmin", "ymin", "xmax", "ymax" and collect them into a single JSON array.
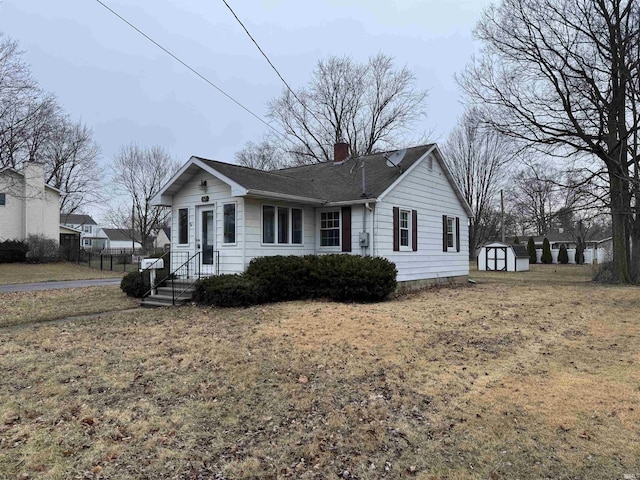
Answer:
[
  {"xmin": 198, "ymin": 254, "xmax": 398, "ymax": 307},
  {"xmin": 245, "ymin": 255, "xmax": 314, "ymax": 302},
  {"xmin": 25, "ymin": 234, "xmax": 59, "ymax": 263},
  {"xmin": 0, "ymin": 240, "xmax": 29, "ymax": 263},
  {"xmin": 194, "ymin": 274, "xmax": 263, "ymax": 307},
  {"xmin": 120, "ymin": 271, "xmax": 150, "ymax": 297},
  {"xmin": 513, "ymin": 235, "xmax": 520, "ymax": 244},
  {"xmin": 574, "ymin": 247, "xmax": 584, "ymax": 265},
  {"xmin": 312, "ymin": 254, "xmax": 397, "ymax": 302},
  {"xmin": 527, "ymin": 237, "xmax": 537, "ymax": 264},
  {"xmin": 558, "ymin": 244, "xmax": 569, "ymax": 264},
  {"xmin": 541, "ymin": 237, "xmax": 553, "ymax": 264}
]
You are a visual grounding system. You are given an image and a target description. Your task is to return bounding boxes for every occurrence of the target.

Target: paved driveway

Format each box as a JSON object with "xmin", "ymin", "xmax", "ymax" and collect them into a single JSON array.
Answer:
[{"xmin": 0, "ymin": 278, "xmax": 122, "ymax": 293}]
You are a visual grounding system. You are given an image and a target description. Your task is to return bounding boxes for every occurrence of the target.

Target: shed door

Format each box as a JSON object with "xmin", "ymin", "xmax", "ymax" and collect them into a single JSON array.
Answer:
[{"xmin": 486, "ymin": 247, "xmax": 507, "ymax": 271}]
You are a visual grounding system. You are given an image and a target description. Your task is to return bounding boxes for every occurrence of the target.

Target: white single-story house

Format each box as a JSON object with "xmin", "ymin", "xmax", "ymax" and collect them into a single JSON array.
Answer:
[
  {"xmin": 97, "ymin": 228, "xmax": 143, "ymax": 253},
  {"xmin": 477, "ymin": 242, "xmax": 530, "ymax": 272},
  {"xmin": 0, "ymin": 162, "xmax": 60, "ymax": 244},
  {"xmin": 151, "ymin": 143, "xmax": 472, "ymax": 288}
]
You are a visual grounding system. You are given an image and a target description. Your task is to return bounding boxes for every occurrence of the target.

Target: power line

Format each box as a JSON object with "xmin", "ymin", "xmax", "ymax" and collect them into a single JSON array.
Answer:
[
  {"xmin": 93, "ymin": 0, "xmax": 288, "ymax": 140},
  {"xmin": 221, "ymin": 0, "xmax": 325, "ymax": 128}
]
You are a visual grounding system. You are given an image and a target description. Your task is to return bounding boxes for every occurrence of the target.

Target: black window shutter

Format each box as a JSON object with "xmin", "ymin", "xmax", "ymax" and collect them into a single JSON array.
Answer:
[
  {"xmin": 341, "ymin": 206, "xmax": 352, "ymax": 252},
  {"xmin": 393, "ymin": 207, "xmax": 400, "ymax": 252},
  {"xmin": 442, "ymin": 215, "xmax": 447, "ymax": 252},
  {"xmin": 456, "ymin": 217, "xmax": 461, "ymax": 252},
  {"xmin": 412, "ymin": 209, "xmax": 418, "ymax": 251}
]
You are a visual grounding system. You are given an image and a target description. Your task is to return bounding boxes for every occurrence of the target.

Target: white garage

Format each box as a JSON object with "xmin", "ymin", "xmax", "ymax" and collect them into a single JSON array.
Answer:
[{"xmin": 477, "ymin": 242, "xmax": 530, "ymax": 272}]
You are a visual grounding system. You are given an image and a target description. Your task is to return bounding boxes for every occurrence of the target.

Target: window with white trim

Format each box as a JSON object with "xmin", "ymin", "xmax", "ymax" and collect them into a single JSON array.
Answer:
[
  {"xmin": 447, "ymin": 216, "xmax": 455, "ymax": 250},
  {"xmin": 399, "ymin": 209, "xmax": 410, "ymax": 247},
  {"xmin": 0, "ymin": 193, "xmax": 5, "ymax": 206},
  {"xmin": 223, "ymin": 203, "xmax": 236, "ymax": 244},
  {"xmin": 262, "ymin": 205, "xmax": 303, "ymax": 245},
  {"xmin": 320, "ymin": 210, "xmax": 340, "ymax": 247}
]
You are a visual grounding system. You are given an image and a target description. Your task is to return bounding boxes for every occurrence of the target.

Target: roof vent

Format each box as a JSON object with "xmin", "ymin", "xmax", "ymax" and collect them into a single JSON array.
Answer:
[{"xmin": 385, "ymin": 149, "xmax": 407, "ymax": 169}]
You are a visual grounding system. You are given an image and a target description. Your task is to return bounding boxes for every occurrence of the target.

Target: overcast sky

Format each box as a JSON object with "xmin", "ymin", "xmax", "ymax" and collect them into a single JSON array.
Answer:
[{"xmin": 1, "ymin": 0, "xmax": 491, "ymax": 216}]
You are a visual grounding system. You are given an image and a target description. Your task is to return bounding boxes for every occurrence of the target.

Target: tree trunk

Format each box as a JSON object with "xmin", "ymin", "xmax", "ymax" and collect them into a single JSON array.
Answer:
[{"xmin": 609, "ymin": 173, "xmax": 632, "ymax": 283}]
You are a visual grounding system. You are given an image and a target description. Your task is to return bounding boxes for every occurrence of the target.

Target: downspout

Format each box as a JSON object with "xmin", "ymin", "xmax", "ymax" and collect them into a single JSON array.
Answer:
[
  {"xmin": 365, "ymin": 202, "xmax": 374, "ymax": 256},
  {"xmin": 361, "ymin": 203, "xmax": 367, "ymax": 256},
  {"xmin": 241, "ymin": 198, "xmax": 246, "ymax": 273}
]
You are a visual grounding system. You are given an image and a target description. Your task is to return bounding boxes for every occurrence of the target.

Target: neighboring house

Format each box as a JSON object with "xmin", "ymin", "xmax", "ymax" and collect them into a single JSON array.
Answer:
[
  {"xmin": 0, "ymin": 162, "xmax": 60, "ymax": 244},
  {"xmin": 531, "ymin": 229, "xmax": 613, "ymax": 264},
  {"xmin": 60, "ymin": 213, "xmax": 107, "ymax": 250},
  {"xmin": 153, "ymin": 227, "xmax": 171, "ymax": 251},
  {"xmin": 151, "ymin": 143, "xmax": 472, "ymax": 288},
  {"xmin": 98, "ymin": 228, "xmax": 143, "ymax": 252}
]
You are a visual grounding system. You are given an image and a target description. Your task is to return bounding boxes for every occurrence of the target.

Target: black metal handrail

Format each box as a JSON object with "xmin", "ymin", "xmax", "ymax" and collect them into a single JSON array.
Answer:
[
  {"xmin": 169, "ymin": 251, "xmax": 202, "ymax": 305},
  {"xmin": 141, "ymin": 250, "xmax": 219, "ymax": 305}
]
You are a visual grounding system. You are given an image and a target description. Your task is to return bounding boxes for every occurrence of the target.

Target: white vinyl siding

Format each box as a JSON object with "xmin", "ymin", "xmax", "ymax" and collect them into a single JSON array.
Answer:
[
  {"xmin": 376, "ymin": 153, "xmax": 469, "ymax": 282},
  {"xmin": 171, "ymin": 174, "xmax": 245, "ymax": 275}
]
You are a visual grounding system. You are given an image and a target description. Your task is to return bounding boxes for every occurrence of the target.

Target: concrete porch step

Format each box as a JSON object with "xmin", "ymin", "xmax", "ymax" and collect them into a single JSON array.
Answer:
[{"xmin": 139, "ymin": 278, "xmax": 199, "ymax": 308}]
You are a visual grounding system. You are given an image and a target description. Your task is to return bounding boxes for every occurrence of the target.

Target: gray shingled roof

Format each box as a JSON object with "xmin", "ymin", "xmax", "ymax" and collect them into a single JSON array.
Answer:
[
  {"xmin": 102, "ymin": 228, "xmax": 142, "ymax": 242},
  {"xmin": 194, "ymin": 144, "xmax": 434, "ymax": 203},
  {"xmin": 61, "ymin": 213, "xmax": 97, "ymax": 225}
]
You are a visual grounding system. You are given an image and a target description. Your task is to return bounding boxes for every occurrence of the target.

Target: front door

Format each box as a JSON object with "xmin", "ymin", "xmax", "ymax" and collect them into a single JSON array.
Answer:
[{"xmin": 196, "ymin": 205, "xmax": 216, "ymax": 276}]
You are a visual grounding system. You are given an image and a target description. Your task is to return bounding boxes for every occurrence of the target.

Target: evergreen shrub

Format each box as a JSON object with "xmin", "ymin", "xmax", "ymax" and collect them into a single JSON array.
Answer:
[
  {"xmin": 558, "ymin": 244, "xmax": 569, "ymax": 264},
  {"xmin": 194, "ymin": 274, "xmax": 263, "ymax": 307},
  {"xmin": 196, "ymin": 254, "xmax": 398, "ymax": 307},
  {"xmin": 527, "ymin": 237, "xmax": 537, "ymax": 264},
  {"xmin": 0, "ymin": 240, "xmax": 29, "ymax": 263},
  {"xmin": 541, "ymin": 237, "xmax": 553, "ymax": 264},
  {"xmin": 120, "ymin": 271, "xmax": 150, "ymax": 297}
]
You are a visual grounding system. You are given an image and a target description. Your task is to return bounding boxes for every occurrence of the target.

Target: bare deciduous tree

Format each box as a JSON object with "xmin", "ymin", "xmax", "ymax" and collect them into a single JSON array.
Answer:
[
  {"xmin": 264, "ymin": 53, "xmax": 428, "ymax": 164},
  {"xmin": 0, "ymin": 34, "xmax": 104, "ymax": 214},
  {"xmin": 109, "ymin": 144, "xmax": 180, "ymax": 252},
  {"xmin": 45, "ymin": 118, "xmax": 103, "ymax": 214},
  {"xmin": 444, "ymin": 107, "xmax": 514, "ymax": 257},
  {"xmin": 235, "ymin": 139, "xmax": 287, "ymax": 171},
  {"xmin": 459, "ymin": 0, "xmax": 640, "ymax": 282},
  {"xmin": 509, "ymin": 160, "xmax": 561, "ymax": 236}
]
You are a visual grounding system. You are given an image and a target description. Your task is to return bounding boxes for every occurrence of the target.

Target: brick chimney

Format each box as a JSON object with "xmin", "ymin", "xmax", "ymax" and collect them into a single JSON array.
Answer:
[{"xmin": 333, "ymin": 142, "xmax": 349, "ymax": 163}]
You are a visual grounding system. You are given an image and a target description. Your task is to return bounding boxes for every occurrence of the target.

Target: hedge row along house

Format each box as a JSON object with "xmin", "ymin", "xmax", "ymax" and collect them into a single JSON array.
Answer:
[{"xmin": 151, "ymin": 143, "xmax": 472, "ymax": 289}]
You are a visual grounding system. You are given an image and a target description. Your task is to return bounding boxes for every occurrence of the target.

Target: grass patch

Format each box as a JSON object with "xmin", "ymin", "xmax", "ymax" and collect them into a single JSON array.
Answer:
[
  {"xmin": 0, "ymin": 266, "xmax": 639, "ymax": 478},
  {"xmin": 0, "ymin": 262, "xmax": 125, "ymax": 285},
  {"xmin": 0, "ymin": 286, "xmax": 138, "ymax": 328}
]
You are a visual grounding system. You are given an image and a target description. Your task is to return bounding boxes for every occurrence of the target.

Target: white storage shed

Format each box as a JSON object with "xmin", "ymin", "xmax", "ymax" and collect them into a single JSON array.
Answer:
[{"xmin": 478, "ymin": 242, "xmax": 530, "ymax": 272}]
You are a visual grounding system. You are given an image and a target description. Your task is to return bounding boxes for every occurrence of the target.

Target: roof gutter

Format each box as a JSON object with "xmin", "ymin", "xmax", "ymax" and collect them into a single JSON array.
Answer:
[
  {"xmin": 244, "ymin": 189, "xmax": 325, "ymax": 205},
  {"xmin": 324, "ymin": 198, "xmax": 378, "ymax": 207}
]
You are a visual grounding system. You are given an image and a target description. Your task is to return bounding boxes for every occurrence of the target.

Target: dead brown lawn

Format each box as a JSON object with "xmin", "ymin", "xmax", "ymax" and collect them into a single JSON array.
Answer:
[
  {"xmin": 1, "ymin": 264, "xmax": 639, "ymax": 479},
  {"xmin": 0, "ymin": 287, "xmax": 138, "ymax": 328},
  {"xmin": 0, "ymin": 262, "xmax": 125, "ymax": 285}
]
